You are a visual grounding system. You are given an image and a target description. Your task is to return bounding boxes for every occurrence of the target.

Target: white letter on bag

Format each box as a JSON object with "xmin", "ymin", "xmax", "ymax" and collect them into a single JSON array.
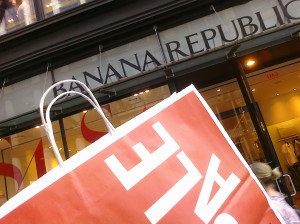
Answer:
[
  {"xmin": 105, "ymin": 122, "xmax": 180, "ymax": 190},
  {"xmin": 145, "ymin": 151, "xmax": 202, "ymax": 224},
  {"xmin": 194, "ymin": 154, "xmax": 240, "ymax": 224}
]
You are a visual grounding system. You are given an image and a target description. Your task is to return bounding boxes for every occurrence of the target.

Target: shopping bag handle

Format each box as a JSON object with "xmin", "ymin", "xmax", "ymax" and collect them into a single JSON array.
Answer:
[{"xmin": 40, "ymin": 80, "xmax": 115, "ymax": 167}]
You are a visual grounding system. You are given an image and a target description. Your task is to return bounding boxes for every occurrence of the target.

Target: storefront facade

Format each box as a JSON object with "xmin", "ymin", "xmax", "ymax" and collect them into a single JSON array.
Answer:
[{"xmin": 1, "ymin": 0, "xmax": 300, "ymax": 208}]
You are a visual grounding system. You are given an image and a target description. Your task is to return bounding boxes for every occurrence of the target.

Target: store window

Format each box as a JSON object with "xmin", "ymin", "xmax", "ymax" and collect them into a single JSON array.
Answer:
[
  {"xmin": 43, "ymin": 0, "xmax": 92, "ymax": 17},
  {"xmin": 247, "ymin": 58, "xmax": 300, "ymax": 207},
  {"xmin": 0, "ymin": 0, "xmax": 94, "ymax": 35},
  {"xmin": 62, "ymin": 85, "xmax": 171, "ymax": 156},
  {"xmin": 0, "ymin": 0, "xmax": 36, "ymax": 35},
  {"xmin": 199, "ymin": 79, "xmax": 266, "ymax": 164},
  {"xmin": 0, "ymin": 120, "xmax": 62, "ymax": 204}
]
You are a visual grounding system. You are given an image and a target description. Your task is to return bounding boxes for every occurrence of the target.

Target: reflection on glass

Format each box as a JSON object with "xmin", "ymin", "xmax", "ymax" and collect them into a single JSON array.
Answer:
[
  {"xmin": 0, "ymin": 0, "xmax": 36, "ymax": 35},
  {"xmin": 0, "ymin": 121, "xmax": 62, "ymax": 205},
  {"xmin": 199, "ymin": 79, "xmax": 266, "ymax": 164},
  {"xmin": 62, "ymin": 85, "xmax": 171, "ymax": 156},
  {"xmin": 43, "ymin": 0, "xmax": 89, "ymax": 17}
]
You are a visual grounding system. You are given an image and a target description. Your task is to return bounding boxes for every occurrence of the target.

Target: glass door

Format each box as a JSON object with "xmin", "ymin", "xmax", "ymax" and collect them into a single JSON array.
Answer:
[
  {"xmin": 247, "ymin": 58, "xmax": 300, "ymax": 208},
  {"xmin": 199, "ymin": 79, "xmax": 267, "ymax": 165}
]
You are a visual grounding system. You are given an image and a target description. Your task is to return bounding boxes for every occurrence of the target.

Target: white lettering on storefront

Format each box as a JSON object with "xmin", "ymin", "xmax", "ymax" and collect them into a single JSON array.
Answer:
[{"xmin": 105, "ymin": 122, "xmax": 241, "ymax": 224}]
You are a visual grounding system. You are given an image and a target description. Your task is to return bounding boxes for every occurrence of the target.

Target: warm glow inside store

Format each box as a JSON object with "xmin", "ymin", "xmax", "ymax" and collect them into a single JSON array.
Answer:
[{"xmin": 1, "ymin": 0, "xmax": 300, "ymax": 208}]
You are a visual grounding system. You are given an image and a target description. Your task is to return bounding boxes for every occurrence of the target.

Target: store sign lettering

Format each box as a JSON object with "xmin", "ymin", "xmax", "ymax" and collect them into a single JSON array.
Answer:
[
  {"xmin": 53, "ymin": 0, "xmax": 300, "ymax": 97},
  {"xmin": 53, "ymin": 51, "xmax": 162, "ymax": 97}
]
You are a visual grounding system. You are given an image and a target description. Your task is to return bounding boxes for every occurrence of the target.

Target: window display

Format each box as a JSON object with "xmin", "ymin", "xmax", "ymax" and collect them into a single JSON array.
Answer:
[
  {"xmin": 0, "ymin": 0, "xmax": 36, "ymax": 35},
  {"xmin": 62, "ymin": 85, "xmax": 171, "ymax": 155},
  {"xmin": 0, "ymin": 0, "xmax": 94, "ymax": 35},
  {"xmin": 0, "ymin": 121, "xmax": 62, "ymax": 203}
]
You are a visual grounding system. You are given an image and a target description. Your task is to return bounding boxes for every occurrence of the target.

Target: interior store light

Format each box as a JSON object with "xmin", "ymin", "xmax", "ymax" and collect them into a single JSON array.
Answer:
[
  {"xmin": 252, "ymin": 89, "xmax": 255, "ymax": 92},
  {"xmin": 217, "ymin": 89, "xmax": 221, "ymax": 92},
  {"xmin": 83, "ymin": 110, "xmax": 88, "ymax": 113},
  {"xmin": 134, "ymin": 90, "xmax": 150, "ymax": 96},
  {"xmin": 276, "ymin": 93, "xmax": 280, "ymax": 96},
  {"xmin": 46, "ymin": 2, "xmax": 55, "ymax": 7},
  {"xmin": 294, "ymin": 88, "xmax": 297, "ymax": 91},
  {"xmin": 246, "ymin": 60, "xmax": 255, "ymax": 66},
  {"xmin": 35, "ymin": 125, "xmax": 40, "ymax": 129}
]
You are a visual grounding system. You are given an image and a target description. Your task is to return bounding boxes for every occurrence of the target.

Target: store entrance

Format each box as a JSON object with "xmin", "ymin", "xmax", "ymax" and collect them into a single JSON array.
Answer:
[{"xmin": 247, "ymin": 59, "xmax": 300, "ymax": 208}]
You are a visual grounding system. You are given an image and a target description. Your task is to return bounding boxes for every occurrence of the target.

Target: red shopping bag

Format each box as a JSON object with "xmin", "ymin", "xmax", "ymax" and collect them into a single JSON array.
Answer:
[{"xmin": 0, "ymin": 80, "xmax": 283, "ymax": 224}]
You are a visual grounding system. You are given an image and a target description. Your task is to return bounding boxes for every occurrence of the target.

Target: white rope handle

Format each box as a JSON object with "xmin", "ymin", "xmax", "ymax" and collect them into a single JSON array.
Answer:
[{"xmin": 40, "ymin": 80, "xmax": 115, "ymax": 167}]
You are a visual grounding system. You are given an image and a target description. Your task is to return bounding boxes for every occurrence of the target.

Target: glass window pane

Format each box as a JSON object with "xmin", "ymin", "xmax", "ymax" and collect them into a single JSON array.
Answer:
[
  {"xmin": 62, "ymin": 85, "xmax": 171, "ymax": 157},
  {"xmin": 199, "ymin": 79, "xmax": 267, "ymax": 164},
  {"xmin": 42, "ymin": 0, "xmax": 90, "ymax": 18},
  {"xmin": 0, "ymin": 120, "xmax": 63, "ymax": 204},
  {"xmin": 0, "ymin": 0, "xmax": 36, "ymax": 35}
]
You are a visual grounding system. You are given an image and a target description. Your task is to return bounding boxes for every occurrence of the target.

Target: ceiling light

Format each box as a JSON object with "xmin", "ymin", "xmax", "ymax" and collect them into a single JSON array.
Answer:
[
  {"xmin": 49, "ymin": 146, "xmax": 52, "ymax": 148},
  {"xmin": 246, "ymin": 60, "xmax": 255, "ymax": 66},
  {"xmin": 83, "ymin": 110, "xmax": 87, "ymax": 113},
  {"xmin": 35, "ymin": 125, "xmax": 40, "ymax": 129},
  {"xmin": 276, "ymin": 93, "xmax": 280, "ymax": 96},
  {"xmin": 68, "ymin": 149, "xmax": 71, "ymax": 151},
  {"xmin": 133, "ymin": 93, "xmax": 138, "ymax": 96},
  {"xmin": 252, "ymin": 89, "xmax": 255, "ymax": 92},
  {"xmin": 145, "ymin": 90, "xmax": 149, "ymax": 93},
  {"xmin": 293, "ymin": 88, "xmax": 297, "ymax": 91},
  {"xmin": 139, "ymin": 92, "xmax": 144, "ymax": 95},
  {"xmin": 217, "ymin": 89, "xmax": 221, "ymax": 92},
  {"xmin": 59, "ymin": 147, "xmax": 62, "ymax": 150}
]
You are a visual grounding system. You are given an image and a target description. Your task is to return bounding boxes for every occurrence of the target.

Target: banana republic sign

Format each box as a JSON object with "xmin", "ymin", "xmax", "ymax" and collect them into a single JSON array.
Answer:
[{"xmin": 53, "ymin": 0, "xmax": 300, "ymax": 96}]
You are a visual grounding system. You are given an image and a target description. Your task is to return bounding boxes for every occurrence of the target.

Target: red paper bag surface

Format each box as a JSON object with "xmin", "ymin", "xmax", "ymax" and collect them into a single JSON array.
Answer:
[{"xmin": 0, "ymin": 86, "xmax": 283, "ymax": 224}]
